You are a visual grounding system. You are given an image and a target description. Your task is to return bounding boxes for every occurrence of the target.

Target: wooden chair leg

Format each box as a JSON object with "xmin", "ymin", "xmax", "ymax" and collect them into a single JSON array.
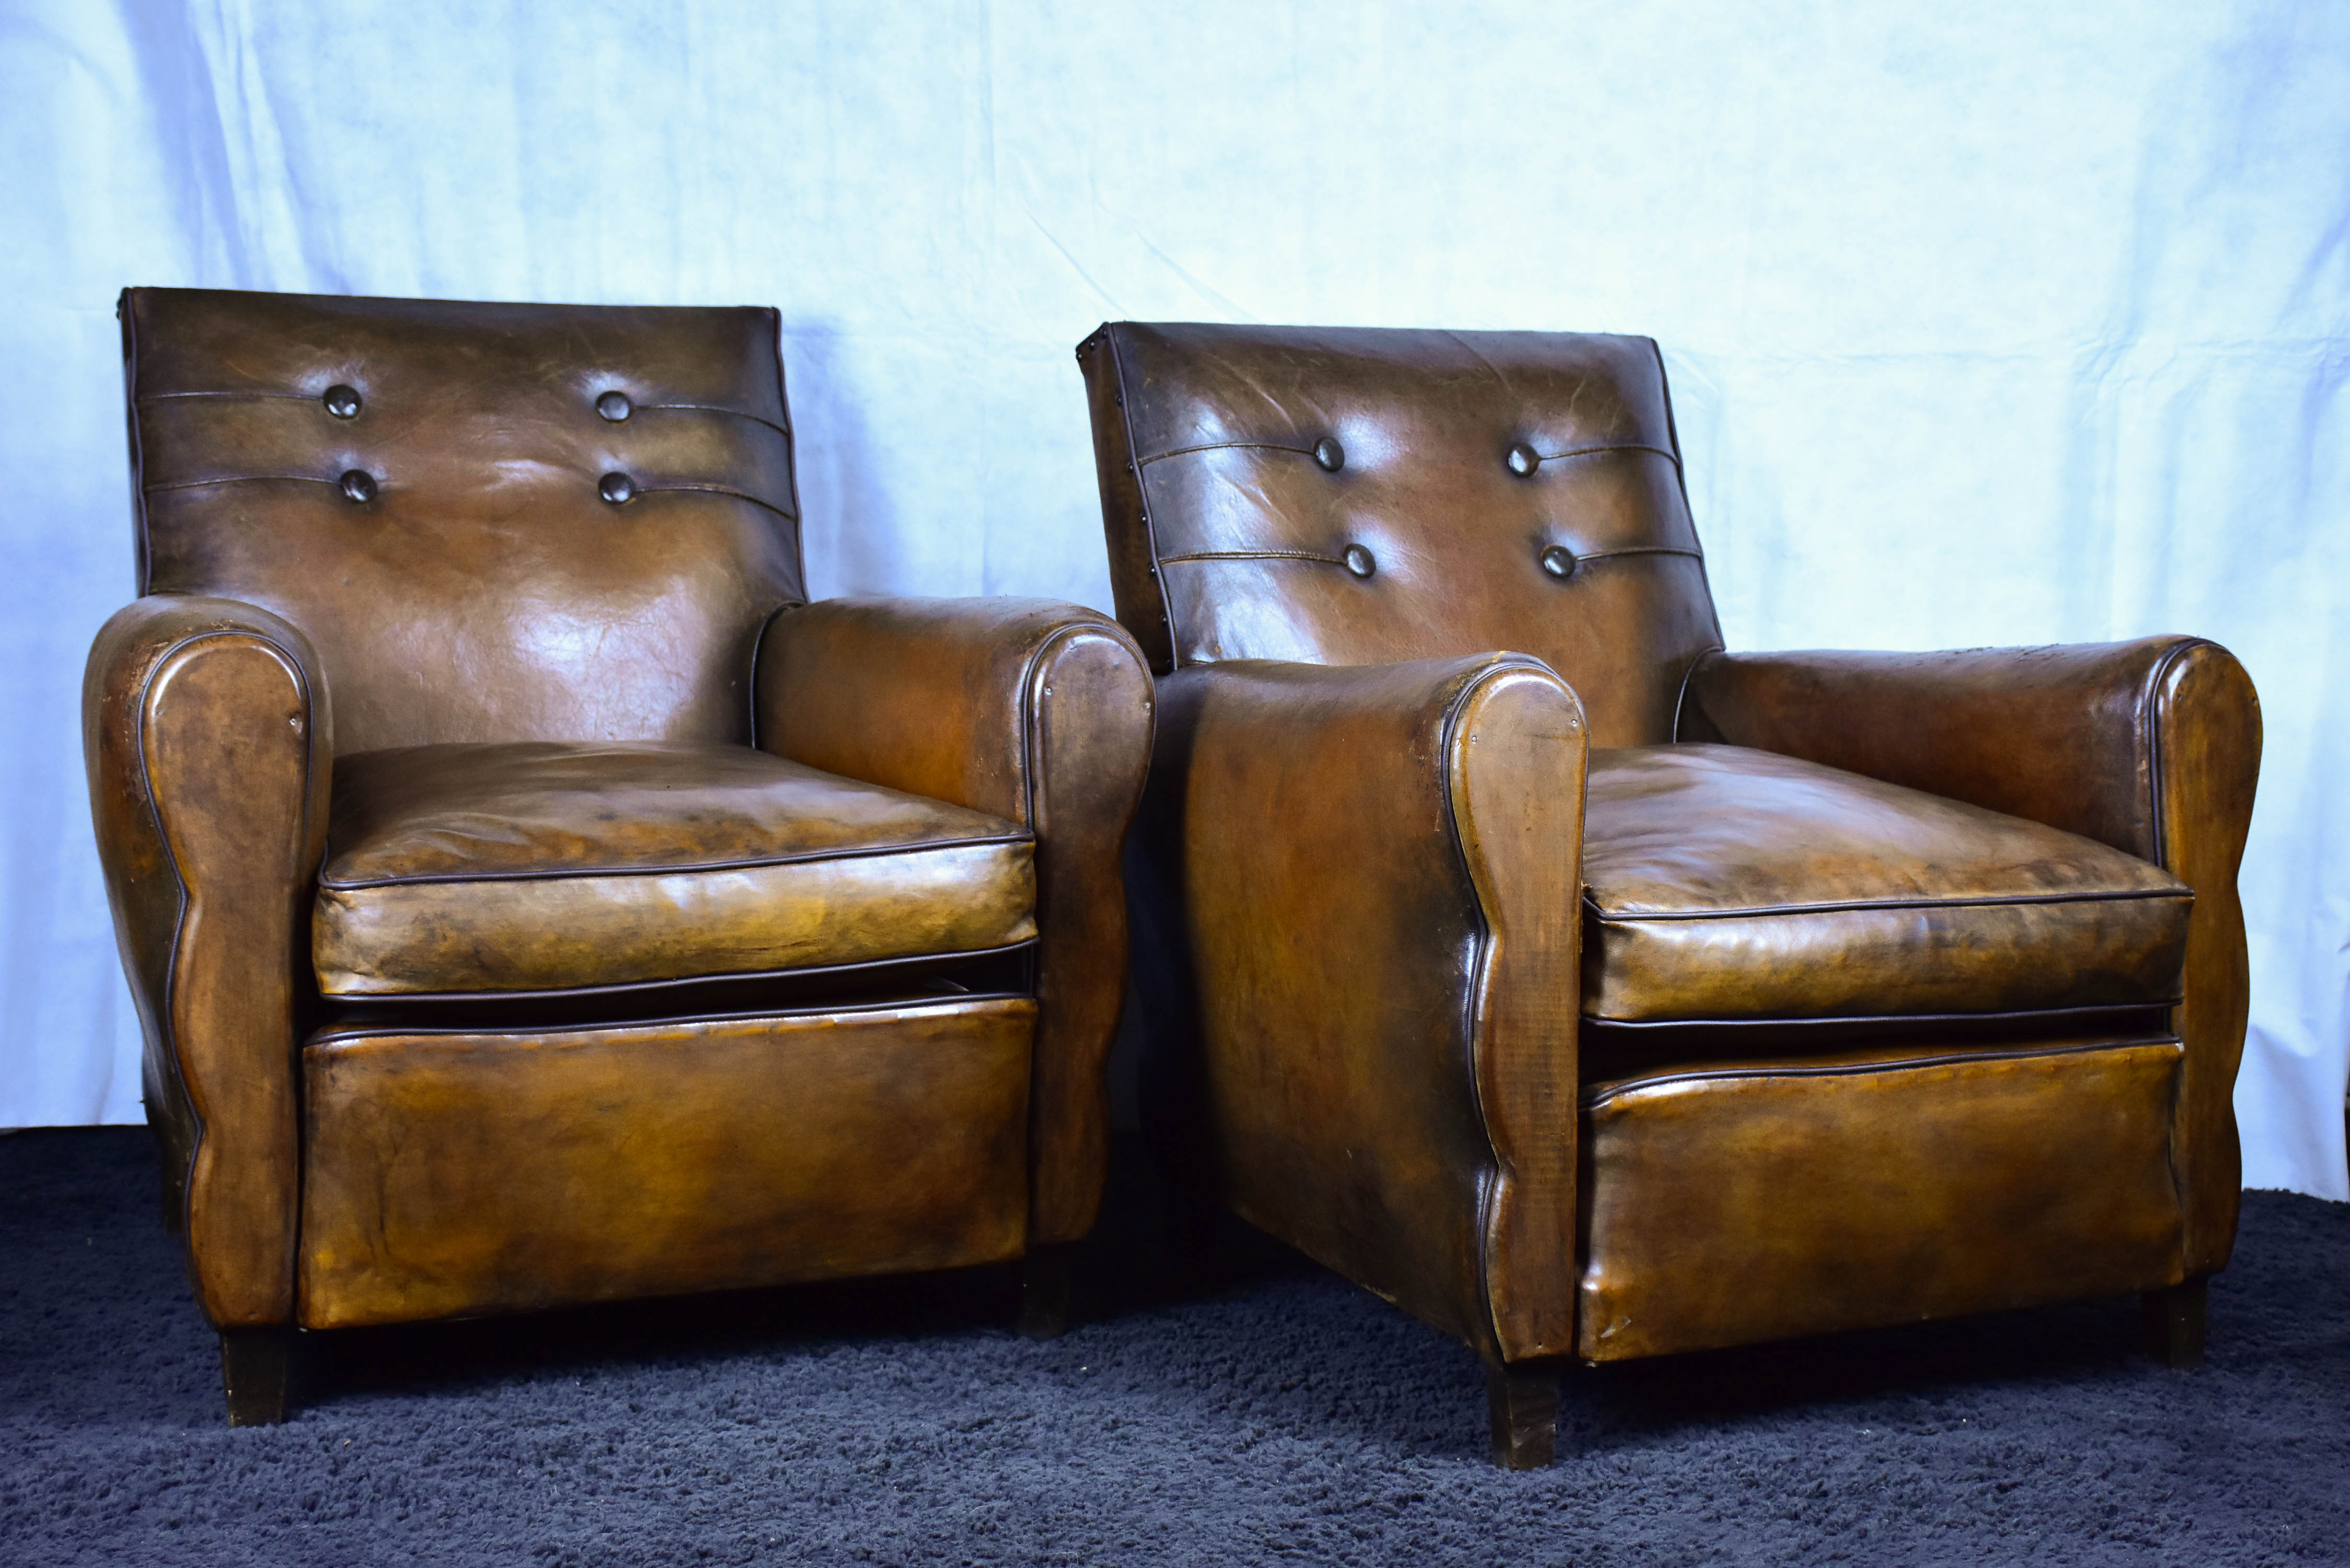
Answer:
[
  {"xmin": 220, "ymin": 1328, "xmax": 294, "ymax": 1426},
  {"xmin": 1485, "ymin": 1359, "xmax": 1560, "ymax": 1470},
  {"xmin": 2141, "ymin": 1279, "xmax": 2207, "ymax": 1368},
  {"xmin": 1016, "ymin": 1246, "xmax": 1076, "ymax": 1341}
]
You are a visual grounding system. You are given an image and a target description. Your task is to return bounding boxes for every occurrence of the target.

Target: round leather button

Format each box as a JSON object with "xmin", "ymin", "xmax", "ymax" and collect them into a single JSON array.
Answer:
[
  {"xmin": 1507, "ymin": 442, "xmax": 1541, "ymax": 477},
  {"xmin": 338, "ymin": 469, "xmax": 377, "ymax": 504},
  {"xmin": 1342, "ymin": 544, "xmax": 1375, "ymax": 578},
  {"xmin": 1314, "ymin": 437, "xmax": 1345, "ymax": 472},
  {"xmin": 322, "ymin": 385, "xmax": 362, "ymax": 420},
  {"xmin": 1539, "ymin": 544, "xmax": 1577, "ymax": 579},
  {"xmin": 598, "ymin": 472, "xmax": 637, "ymax": 504},
  {"xmin": 596, "ymin": 390, "xmax": 632, "ymax": 422}
]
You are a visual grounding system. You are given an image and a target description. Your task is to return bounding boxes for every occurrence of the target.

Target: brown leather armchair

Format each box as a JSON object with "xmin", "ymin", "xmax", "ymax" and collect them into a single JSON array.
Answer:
[
  {"xmin": 84, "ymin": 287, "xmax": 1153, "ymax": 1425},
  {"xmin": 1076, "ymin": 322, "xmax": 2260, "ymax": 1467}
]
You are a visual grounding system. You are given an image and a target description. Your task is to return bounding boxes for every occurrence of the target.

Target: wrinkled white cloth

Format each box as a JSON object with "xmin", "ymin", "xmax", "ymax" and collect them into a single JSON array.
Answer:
[{"xmin": 2, "ymin": 1, "xmax": 2343, "ymax": 1195}]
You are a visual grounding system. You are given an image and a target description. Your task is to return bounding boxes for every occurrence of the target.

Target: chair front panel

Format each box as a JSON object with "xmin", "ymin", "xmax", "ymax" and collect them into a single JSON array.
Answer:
[
  {"xmin": 1576, "ymin": 1033, "xmax": 2188, "ymax": 1360},
  {"xmin": 1084, "ymin": 323, "xmax": 1723, "ymax": 748},
  {"xmin": 124, "ymin": 288, "xmax": 805, "ymax": 753},
  {"xmin": 298, "ymin": 998, "xmax": 1036, "ymax": 1328}
]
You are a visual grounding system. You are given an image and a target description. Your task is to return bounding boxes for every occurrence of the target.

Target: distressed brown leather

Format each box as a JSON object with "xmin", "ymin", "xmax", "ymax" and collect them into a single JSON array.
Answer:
[
  {"xmin": 301, "ymin": 998, "xmax": 1035, "ymax": 1328},
  {"xmin": 82, "ymin": 595, "xmax": 330, "ymax": 1327},
  {"xmin": 84, "ymin": 290, "xmax": 1152, "ymax": 1382},
  {"xmin": 315, "ymin": 742, "xmax": 1035, "ymax": 997},
  {"xmin": 1078, "ymin": 323, "xmax": 1721, "ymax": 747},
  {"xmin": 1080, "ymin": 320, "xmax": 2262, "ymax": 1405},
  {"xmin": 1577, "ymin": 1032, "xmax": 2186, "ymax": 1360},
  {"xmin": 1681, "ymin": 641, "xmax": 2261, "ymax": 1273},
  {"xmin": 754, "ymin": 597, "xmax": 1155, "ymax": 1245},
  {"xmin": 1582, "ymin": 744, "xmax": 2190, "ymax": 1022},
  {"xmin": 123, "ymin": 289, "xmax": 802, "ymax": 754}
]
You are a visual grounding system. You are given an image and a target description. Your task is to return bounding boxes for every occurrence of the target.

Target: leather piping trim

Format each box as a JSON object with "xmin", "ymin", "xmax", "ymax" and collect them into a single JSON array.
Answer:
[
  {"xmin": 767, "ymin": 307, "xmax": 810, "ymax": 600},
  {"xmin": 2141, "ymin": 638, "xmax": 2209, "ymax": 871},
  {"xmin": 1158, "ymin": 549, "xmax": 1347, "ymax": 566},
  {"xmin": 1585, "ymin": 885, "xmax": 2191, "ymax": 921},
  {"xmin": 124, "ymin": 294, "xmax": 152, "ymax": 593},
  {"xmin": 135, "ymin": 643, "xmax": 200, "ymax": 1241},
  {"xmin": 638, "ymin": 402, "xmax": 792, "ymax": 438},
  {"xmin": 635, "ymin": 482, "xmax": 798, "ymax": 520},
  {"xmin": 1669, "ymin": 645, "xmax": 1726, "ymax": 741},
  {"xmin": 308, "ymin": 986, "xmax": 1035, "ymax": 1044},
  {"xmin": 1010, "ymin": 617, "xmax": 1126, "ymax": 831},
  {"xmin": 1136, "ymin": 440, "xmax": 1320, "ymax": 467},
  {"xmin": 2135, "ymin": 637, "xmax": 2205, "ymax": 1223},
  {"xmin": 1101, "ymin": 329, "xmax": 1181, "ymax": 669},
  {"xmin": 1581, "ymin": 1033, "xmax": 2179, "ymax": 1108},
  {"xmin": 137, "ymin": 627, "xmax": 325, "ymax": 1259},
  {"xmin": 137, "ymin": 391, "xmax": 316, "ymax": 403},
  {"xmin": 316, "ymin": 939, "xmax": 1041, "ymax": 1006},
  {"xmin": 1582, "ymin": 1001, "xmax": 2183, "ymax": 1033},
  {"xmin": 133, "ymin": 396, "xmax": 791, "ymax": 441},
  {"xmin": 1549, "ymin": 545, "xmax": 1706, "ymax": 568},
  {"xmin": 1527, "ymin": 442, "xmax": 1682, "ymax": 471},
  {"xmin": 1133, "ymin": 439, "xmax": 1681, "ymax": 472},
  {"xmin": 1651, "ymin": 339, "xmax": 1726, "ymax": 654},
  {"xmin": 143, "ymin": 475, "xmax": 345, "ymax": 494},
  {"xmin": 744, "ymin": 598, "xmax": 805, "ymax": 746},
  {"xmin": 319, "ymin": 828, "xmax": 1034, "ymax": 889},
  {"xmin": 1154, "ymin": 545, "xmax": 1704, "ymax": 571},
  {"xmin": 139, "ymin": 475, "xmax": 798, "ymax": 520}
]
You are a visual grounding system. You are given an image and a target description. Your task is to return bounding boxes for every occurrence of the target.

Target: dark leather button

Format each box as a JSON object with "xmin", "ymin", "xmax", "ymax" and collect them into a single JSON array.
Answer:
[
  {"xmin": 1314, "ymin": 437, "xmax": 1345, "ymax": 472},
  {"xmin": 1539, "ymin": 545, "xmax": 1577, "ymax": 579},
  {"xmin": 1342, "ymin": 544, "xmax": 1375, "ymax": 578},
  {"xmin": 596, "ymin": 390, "xmax": 632, "ymax": 422},
  {"xmin": 338, "ymin": 469, "xmax": 377, "ymax": 504},
  {"xmin": 322, "ymin": 385, "xmax": 362, "ymax": 420},
  {"xmin": 1507, "ymin": 442, "xmax": 1541, "ymax": 477},
  {"xmin": 599, "ymin": 472, "xmax": 637, "ymax": 504}
]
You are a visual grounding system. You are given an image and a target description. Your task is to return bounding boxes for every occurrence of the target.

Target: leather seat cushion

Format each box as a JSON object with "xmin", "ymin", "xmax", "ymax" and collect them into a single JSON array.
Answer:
[
  {"xmin": 314, "ymin": 743, "xmax": 1036, "ymax": 998},
  {"xmin": 1581, "ymin": 745, "xmax": 2192, "ymax": 1024}
]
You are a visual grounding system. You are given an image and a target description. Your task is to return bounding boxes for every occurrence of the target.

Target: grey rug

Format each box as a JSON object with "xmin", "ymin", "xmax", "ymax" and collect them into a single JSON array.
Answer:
[{"xmin": 2, "ymin": 1127, "xmax": 2344, "ymax": 1566}]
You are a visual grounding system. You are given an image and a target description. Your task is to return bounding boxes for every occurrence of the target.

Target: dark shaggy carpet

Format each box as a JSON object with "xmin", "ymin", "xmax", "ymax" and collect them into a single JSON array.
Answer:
[{"xmin": 2, "ymin": 1128, "xmax": 2345, "ymax": 1566}]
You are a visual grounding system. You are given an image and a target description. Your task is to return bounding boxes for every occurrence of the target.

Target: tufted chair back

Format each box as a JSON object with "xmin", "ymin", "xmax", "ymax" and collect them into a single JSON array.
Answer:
[
  {"xmin": 121, "ymin": 289, "xmax": 805, "ymax": 755},
  {"xmin": 1078, "ymin": 323, "xmax": 1723, "ymax": 748}
]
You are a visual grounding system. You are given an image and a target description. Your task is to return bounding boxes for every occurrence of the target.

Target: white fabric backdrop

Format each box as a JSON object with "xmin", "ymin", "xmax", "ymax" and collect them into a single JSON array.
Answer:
[{"xmin": 3, "ymin": 1, "xmax": 2343, "ymax": 1195}]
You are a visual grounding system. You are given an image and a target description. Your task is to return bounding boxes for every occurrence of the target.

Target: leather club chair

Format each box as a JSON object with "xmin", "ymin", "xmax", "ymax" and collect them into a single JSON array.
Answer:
[
  {"xmin": 1075, "ymin": 322, "xmax": 2261, "ymax": 1468},
  {"xmin": 84, "ymin": 287, "xmax": 1153, "ymax": 1425}
]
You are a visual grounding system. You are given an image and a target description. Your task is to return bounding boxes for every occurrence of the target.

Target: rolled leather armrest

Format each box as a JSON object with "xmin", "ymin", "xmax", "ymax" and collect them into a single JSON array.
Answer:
[
  {"xmin": 1682, "ymin": 638, "xmax": 2261, "ymax": 1273},
  {"xmin": 753, "ymin": 596, "xmax": 1154, "ymax": 1244},
  {"xmin": 83, "ymin": 594, "xmax": 333, "ymax": 1327},
  {"xmin": 1147, "ymin": 654, "xmax": 1588, "ymax": 1364}
]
